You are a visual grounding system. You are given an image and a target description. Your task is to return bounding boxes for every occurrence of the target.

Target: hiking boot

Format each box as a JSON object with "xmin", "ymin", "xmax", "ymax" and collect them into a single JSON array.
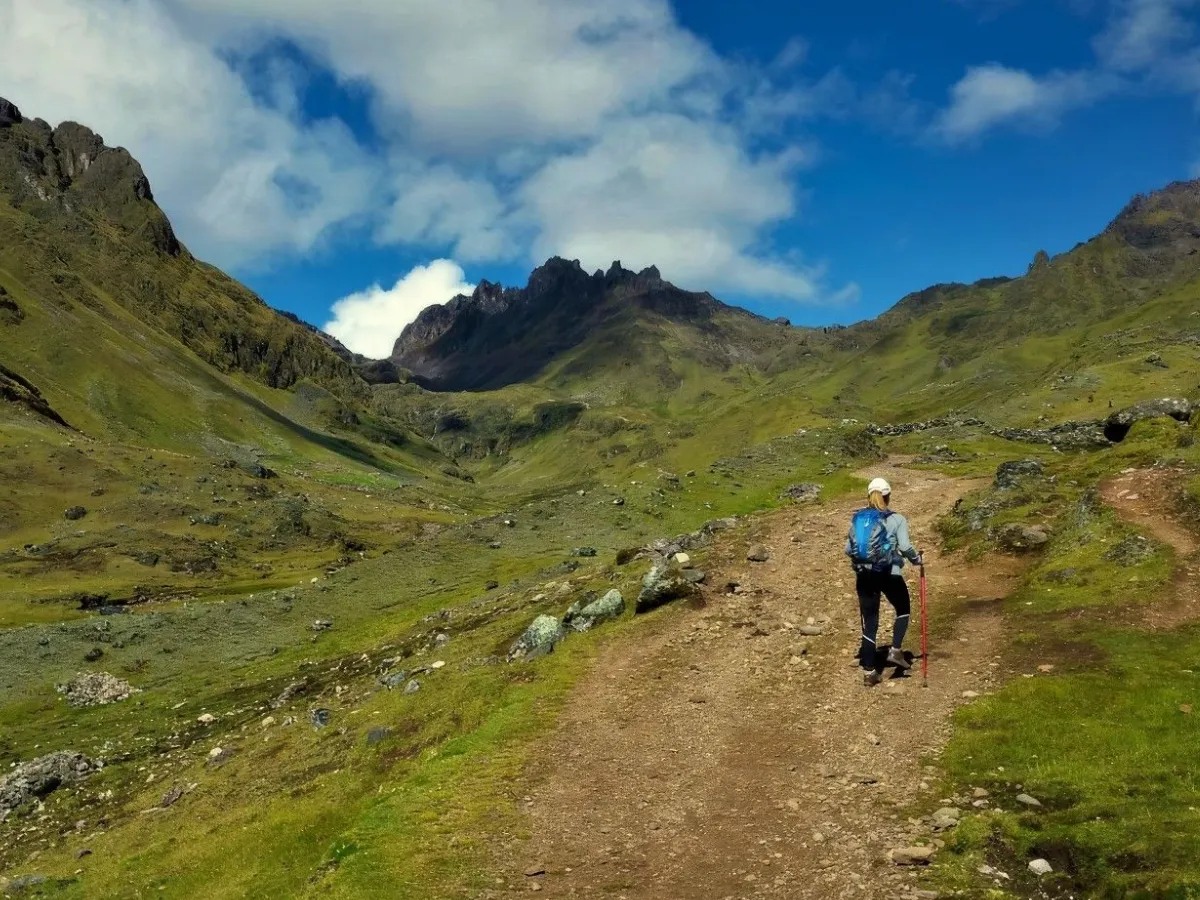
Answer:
[
  {"xmin": 886, "ymin": 647, "xmax": 912, "ymax": 669},
  {"xmin": 863, "ymin": 670, "xmax": 882, "ymax": 687}
]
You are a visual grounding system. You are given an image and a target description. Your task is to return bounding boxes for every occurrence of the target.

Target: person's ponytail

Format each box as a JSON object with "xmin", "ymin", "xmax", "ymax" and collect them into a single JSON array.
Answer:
[{"xmin": 868, "ymin": 490, "xmax": 889, "ymax": 512}]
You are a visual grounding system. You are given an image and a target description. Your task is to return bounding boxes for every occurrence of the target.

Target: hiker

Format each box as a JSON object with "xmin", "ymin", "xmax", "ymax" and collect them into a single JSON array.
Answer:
[{"xmin": 845, "ymin": 477, "xmax": 923, "ymax": 686}]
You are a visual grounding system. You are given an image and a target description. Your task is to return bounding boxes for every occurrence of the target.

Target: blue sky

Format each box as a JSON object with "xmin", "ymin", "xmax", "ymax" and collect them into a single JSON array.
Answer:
[{"xmin": 2, "ymin": 0, "xmax": 1198, "ymax": 356}]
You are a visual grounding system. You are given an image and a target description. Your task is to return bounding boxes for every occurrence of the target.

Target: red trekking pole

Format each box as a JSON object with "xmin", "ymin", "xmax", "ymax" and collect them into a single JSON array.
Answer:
[{"xmin": 919, "ymin": 564, "xmax": 929, "ymax": 687}]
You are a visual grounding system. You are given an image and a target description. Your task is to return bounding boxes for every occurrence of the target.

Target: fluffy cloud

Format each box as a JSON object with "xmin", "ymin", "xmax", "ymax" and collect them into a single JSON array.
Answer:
[
  {"xmin": 324, "ymin": 260, "xmax": 473, "ymax": 358},
  {"xmin": 933, "ymin": 64, "xmax": 1105, "ymax": 142},
  {"xmin": 0, "ymin": 0, "xmax": 858, "ymax": 309},
  {"xmin": 1094, "ymin": 0, "xmax": 1198, "ymax": 73}
]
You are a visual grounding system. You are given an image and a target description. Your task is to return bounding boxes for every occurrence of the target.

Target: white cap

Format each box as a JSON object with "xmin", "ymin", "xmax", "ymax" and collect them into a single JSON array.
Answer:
[{"xmin": 867, "ymin": 477, "xmax": 891, "ymax": 496}]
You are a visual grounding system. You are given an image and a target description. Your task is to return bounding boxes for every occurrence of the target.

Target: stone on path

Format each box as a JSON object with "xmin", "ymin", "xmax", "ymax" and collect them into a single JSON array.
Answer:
[
  {"xmin": 890, "ymin": 846, "xmax": 935, "ymax": 866},
  {"xmin": 747, "ymin": 545, "xmax": 771, "ymax": 562},
  {"xmin": 635, "ymin": 563, "xmax": 698, "ymax": 614},
  {"xmin": 930, "ymin": 807, "xmax": 961, "ymax": 830}
]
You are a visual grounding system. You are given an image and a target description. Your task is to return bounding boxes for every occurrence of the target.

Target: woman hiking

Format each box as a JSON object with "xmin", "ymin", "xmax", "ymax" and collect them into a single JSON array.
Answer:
[{"xmin": 845, "ymin": 477, "xmax": 923, "ymax": 686}]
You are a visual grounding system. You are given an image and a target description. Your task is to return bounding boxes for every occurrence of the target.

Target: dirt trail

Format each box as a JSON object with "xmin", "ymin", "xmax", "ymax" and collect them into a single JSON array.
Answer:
[
  {"xmin": 491, "ymin": 464, "xmax": 1025, "ymax": 899},
  {"xmin": 1102, "ymin": 467, "xmax": 1200, "ymax": 628}
]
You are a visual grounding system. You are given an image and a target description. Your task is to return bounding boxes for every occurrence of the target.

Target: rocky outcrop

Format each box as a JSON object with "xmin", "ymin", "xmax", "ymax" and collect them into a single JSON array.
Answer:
[
  {"xmin": 0, "ymin": 99, "xmax": 179, "ymax": 255},
  {"xmin": 0, "ymin": 752, "xmax": 99, "ymax": 820},
  {"xmin": 1104, "ymin": 398, "xmax": 1194, "ymax": 442},
  {"xmin": 995, "ymin": 523, "xmax": 1052, "ymax": 553},
  {"xmin": 994, "ymin": 459, "xmax": 1044, "ymax": 489}
]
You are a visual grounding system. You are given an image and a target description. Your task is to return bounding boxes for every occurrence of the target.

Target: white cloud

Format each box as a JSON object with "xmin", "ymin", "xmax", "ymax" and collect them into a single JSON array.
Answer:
[
  {"xmin": 0, "ymin": 0, "xmax": 378, "ymax": 268},
  {"xmin": 323, "ymin": 260, "xmax": 473, "ymax": 358},
  {"xmin": 0, "ymin": 0, "xmax": 860, "ymax": 307},
  {"xmin": 932, "ymin": 64, "xmax": 1104, "ymax": 142},
  {"xmin": 519, "ymin": 114, "xmax": 828, "ymax": 300},
  {"xmin": 1094, "ymin": 0, "xmax": 1198, "ymax": 73}
]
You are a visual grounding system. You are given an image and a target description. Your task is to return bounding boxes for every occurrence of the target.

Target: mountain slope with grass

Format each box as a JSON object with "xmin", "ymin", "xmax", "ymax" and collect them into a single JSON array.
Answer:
[{"xmin": 6, "ymin": 92, "xmax": 1200, "ymax": 900}]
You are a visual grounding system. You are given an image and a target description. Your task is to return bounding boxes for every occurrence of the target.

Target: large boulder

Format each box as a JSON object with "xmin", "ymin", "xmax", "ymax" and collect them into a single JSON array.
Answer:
[
  {"xmin": 564, "ymin": 589, "xmax": 625, "ymax": 633},
  {"xmin": 0, "ymin": 752, "xmax": 99, "ymax": 820},
  {"xmin": 636, "ymin": 562, "xmax": 699, "ymax": 613},
  {"xmin": 1104, "ymin": 398, "xmax": 1195, "ymax": 442},
  {"xmin": 994, "ymin": 459, "xmax": 1044, "ymax": 489},
  {"xmin": 508, "ymin": 615, "xmax": 567, "ymax": 661}
]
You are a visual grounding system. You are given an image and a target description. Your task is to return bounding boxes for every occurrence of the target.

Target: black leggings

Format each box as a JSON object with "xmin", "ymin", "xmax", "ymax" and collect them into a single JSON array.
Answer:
[{"xmin": 856, "ymin": 570, "xmax": 911, "ymax": 669}]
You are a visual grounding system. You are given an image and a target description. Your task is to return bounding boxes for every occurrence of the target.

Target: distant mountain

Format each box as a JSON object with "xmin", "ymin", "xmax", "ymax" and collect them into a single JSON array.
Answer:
[{"xmin": 390, "ymin": 257, "xmax": 794, "ymax": 391}]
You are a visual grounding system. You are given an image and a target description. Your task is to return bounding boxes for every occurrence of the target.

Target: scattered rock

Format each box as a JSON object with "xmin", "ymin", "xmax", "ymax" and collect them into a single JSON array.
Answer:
[
  {"xmin": 931, "ymin": 807, "xmax": 961, "ymax": 830},
  {"xmin": 867, "ymin": 417, "xmax": 986, "ymax": 437},
  {"xmin": 995, "ymin": 523, "xmax": 1051, "ymax": 553},
  {"xmin": 159, "ymin": 785, "xmax": 185, "ymax": 808},
  {"xmin": 1104, "ymin": 534, "xmax": 1157, "ymax": 566},
  {"xmin": 782, "ymin": 483, "xmax": 822, "ymax": 503},
  {"xmin": 890, "ymin": 846, "xmax": 935, "ymax": 866},
  {"xmin": 486, "ymin": 580, "xmax": 500, "ymax": 591},
  {"xmin": 207, "ymin": 747, "xmax": 234, "ymax": 767},
  {"xmin": 1016, "ymin": 793, "xmax": 1043, "ymax": 808},
  {"xmin": 673, "ymin": 552, "xmax": 691, "ymax": 567},
  {"xmin": 747, "ymin": 545, "xmax": 770, "ymax": 563},
  {"xmin": 404, "ymin": 679, "xmax": 421, "ymax": 694},
  {"xmin": 1029, "ymin": 858, "xmax": 1053, "ymax": 876},
  {"xmin": 63, "ymin": 506, "xmax": 88, "ymax": 521},
  {"xmin": 271, "ymin": 679, "xmax": 307, "ymax": 709},
  {"xmin": 197, "ymin": 713, "xmax": 216, "ymax": 725},
  {"xmin": 962, "ymin": 691, "xmax": 980, "ymax": 699},
  {"xmin": 972, "ymin": 787, "xmax": 990, "ymax": 799},
  {"xmin": 798, "ymin": 624, "xmax": 825, "ymax": 636},
  {"xmin": 309, "ymin": 708, "xmax": 331, "ymax": 728},
  {"xmin": 57, "ymin": 672, "xmax": 138, "ymax": 707},
  {"xmin": 380, "ymin": 671, "xmax": 408, "ymax": 689},
  {"xmin": 84, "ymin": 647, "xmax": 104, "ymax": 662},
  {"xmin": 683, "ymin": 569, "xmax": 707, "ymax": 585},
  {"xmin": 994, "ymin": 459, "xmax": 1044, "ymax": 490},
  {"xmin": 564, "ymin": 589, "xmax": 625, "ymax": 633},
  {"xmin": 0, "ymin": 752, "xmax": 99, "ymax": 817},
  {"xmin": 508, "ymin": 615, "xmax": 567, "ymax": 661},
  {"xmin": 572, "ymin": 547, "xmax": 598, "ymax": 558},
  {"xmin": 635, "ymin": 562, "xmax": 699, "ymax": 614},
  {"xmin": 311, "ymin": 619, "xmax": 333, "ymax": 632}
]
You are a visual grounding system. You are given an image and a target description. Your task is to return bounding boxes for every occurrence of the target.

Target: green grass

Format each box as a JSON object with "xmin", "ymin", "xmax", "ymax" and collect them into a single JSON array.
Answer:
[{"xmin": 936, "ymin": 626, "xmax": 1200, "ymax": 898}]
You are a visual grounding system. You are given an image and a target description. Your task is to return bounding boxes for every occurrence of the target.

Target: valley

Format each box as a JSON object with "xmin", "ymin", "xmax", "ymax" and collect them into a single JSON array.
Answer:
[{"xmin": 2, "ymin": 94, "xmax": 1200, "ymax": 898}]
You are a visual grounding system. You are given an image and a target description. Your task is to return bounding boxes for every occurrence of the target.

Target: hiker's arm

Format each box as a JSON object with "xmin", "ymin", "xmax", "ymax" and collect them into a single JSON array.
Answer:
[{"xmin": 894, "ymin": 517, "xmax": 922, "ymax": 564}]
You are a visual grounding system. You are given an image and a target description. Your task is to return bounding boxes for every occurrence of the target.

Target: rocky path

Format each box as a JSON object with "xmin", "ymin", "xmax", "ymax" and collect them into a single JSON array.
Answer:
[
  {"xmin": 1102, "ymin": 467, "xmax": 1200, "ymax": 628},
  {"xmin": 491, "ymin": 464, "xmax": 1024, "ymax": 899}
]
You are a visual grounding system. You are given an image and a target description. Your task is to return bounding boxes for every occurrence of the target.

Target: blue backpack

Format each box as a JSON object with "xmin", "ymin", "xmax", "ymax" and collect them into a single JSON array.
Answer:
[{"xmin": 849, "ymin": 508, "xmax": 894, "ymax": 572}]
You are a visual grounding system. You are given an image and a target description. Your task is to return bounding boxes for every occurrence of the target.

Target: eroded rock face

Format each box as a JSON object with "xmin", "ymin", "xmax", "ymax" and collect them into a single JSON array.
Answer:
[{"xmin": 0, "ymin": 752, "xmax": 99, "ymax": 819}]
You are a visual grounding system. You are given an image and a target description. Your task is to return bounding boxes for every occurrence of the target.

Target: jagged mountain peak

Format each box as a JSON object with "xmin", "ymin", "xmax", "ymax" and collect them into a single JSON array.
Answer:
[
  {"xmin": 0, "ymin": 95, "xmax": 179, "ymax": 255},
  {"xmin": 391, "ymin": 256, "xmax": 744, "ymax": 391}
]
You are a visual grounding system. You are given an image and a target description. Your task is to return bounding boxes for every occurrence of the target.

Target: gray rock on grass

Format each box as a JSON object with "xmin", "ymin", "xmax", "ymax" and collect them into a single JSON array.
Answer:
[
  {"xmin": 564, "ymin": 589, "xmax": 625, "ymax": 633},
  {"xmin": 56, "ymin": 672, "xmax": 138, "ymax": 707},
  {"xmin": 0, "ymin": 752, "xmax": 99, "ymax": 819},
  {"xmin": 508, "ymin": 615, "xmax": 567, "ymax": 661},
  {"xmin": 635, "ymin": 562, "xmax": 699, "ymax": 614}
]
